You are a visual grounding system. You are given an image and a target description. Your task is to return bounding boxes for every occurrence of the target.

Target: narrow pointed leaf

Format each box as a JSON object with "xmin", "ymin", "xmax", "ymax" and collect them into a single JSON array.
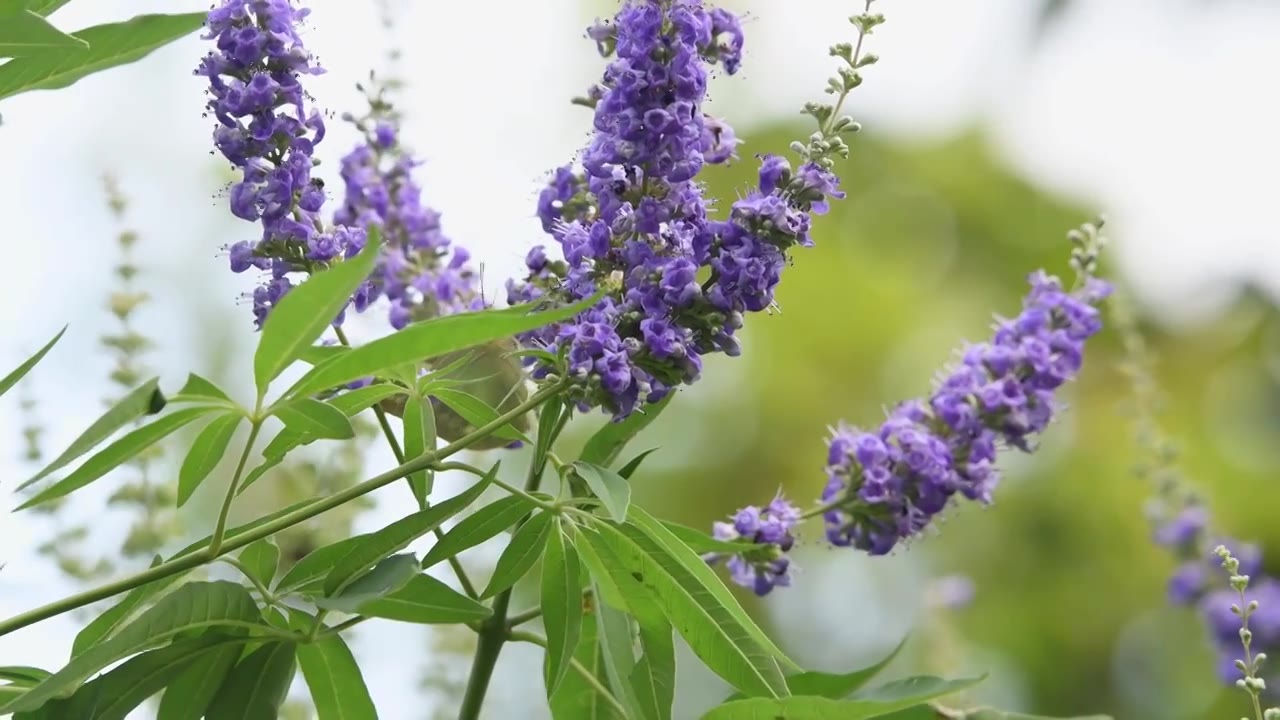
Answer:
[
  {"xmin": 0, "ymin": 325, "xmax": 64, "ymax": 398},
  {"xmin": 0, "ymin": 13, "xmax": 207, "ymax": 101},
  {"xmin": 594, "ymin": 598, "xmax": 645, "ymax": 717},
  {"xmin": 357, "ymin": 574, "xmax": 490, "ymax": 624},
  {"xmin": 177, "ymin": 413, "xmax": 242, "ymax": 507},
  {"xmin": 313, "ymin": 553, "xmax": 420, "ymax": 613},
  {"xmin": 481, "ymin": 510, "xmax": 554, "ymax": 599},
  {"xmin": 2, "ymin": 582, "xmax": 263, "ymax": 714},
  {"xmin": 700, "ymin": 675, "xmax": 986, "ymax": 719},
  {"xmin": 206, "ymin": 641, "xmax": 298, "ymax": 720},
  {"xmin": 542, "ymin": 520, "xmax": 583, "ymax": 696},
  {"xmin": 299, "ymin": 344, "xmax": 349, "ymax": 366},
  {"xmin": 659, "ymin": 521, "xmax": 757, "ymax": 556},
  {"xmin": 298, "ymin": 633, "xmax": 377, "ymax": 720},
  {"xmin": 274, "ymin": 535, "xmax": 365, "ymax": 594},
  {"xmin": 0, "ymin": 10, "xmax": 87, "ymax": 58},
  {"xmin": 19, "ymin": 376, "xmax": 162, "ymax": 490},
  {"xmin": 579, "ymin": 393, "xmax": 672, "ymax": 468},
  {"xmin": 174, "ymin": 372, "xmax": 233, "ymax": 402},
  {"xmin": 420, "ymin": 495, "xmax": 531, "ymax": 570},
  {"xmin": 550, "ymin": 600, "xmax": 616, "ymax": 720},
  {"xmin": 238, "ymin": 538, "xmax": 281, "ymax": 589},
  {"xmin": 402, "ymin": 394, "xmax": 434, "ymax": 506},
  {"xmin": 71, "ymin": 557, "xmax": 188, "ymax": 657},
  {"xmin": 284, "ymin": 291, "xmax": 606, "ymax": 400},
  {"xmin": 20, "ymin": 636, "xmax": 235, "ymax": 720},
  {"xmin": 157, "ymin": 643, "xmax": 242, "ymax": 720},
  {"xmin": 725, "ymin": 637, "xmax": 907, "ymax": 702},
  {"xmin": 585, "ymin": 521, "xmax": 788, "ymax": 699},
  {"xmin": 431, "ymin": 387, "xmax": 530, "ymax": 443},
  {"xmin": 0, "ymin": 668, "xmax": 49, "ymax": 686},
  {"xmin": 254, "ymin": 230, "xmax": 381, "ymax": 392},
  {"xmin": 322, "ymin": 465, "xmax": 497, "ymax": 595},
  {"xmin": 956, "ymin": 712, "xmax": 1112, "ymax": 720},
  {"xmin": 572, "ymin": 462, "xmax": 631, "ymax": 523},
  {"xmin": 628, "ymin": 508, "xmax": 799, "ymax": 672},
  {"xmin": 27, "ymin": 1, "xmax": 75, "ymax": 17},
  {"xmin": 18, "ymin": 407, "xmax": 210, "ymax": 510},
  {"xmin": 275, "ymin": 397, "xmax": 355, "ymax": 440},
  {"xmin": 618, "ymin": 448, "xmax": 659, "ymax": 480}
]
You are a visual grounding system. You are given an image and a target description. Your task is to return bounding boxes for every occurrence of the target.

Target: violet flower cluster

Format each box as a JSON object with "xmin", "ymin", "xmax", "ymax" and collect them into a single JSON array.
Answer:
[
  {"xmin": 199, "ymin": 0, "xmax": 371, "ymax": 327},
  {"xmin": 821, "ymin": 272, "xmax": 1111, "ymax": 555},
  {"xmin": 706, "ymin": 497, "xmax": 801, "ymax": 596},
  {"xmin": 334, "ymin": 97, "xmax": 483, "ymax": 330},
  {"xmin": 506, "ymin": 0, "xmax": 844, "ymax": 419}
]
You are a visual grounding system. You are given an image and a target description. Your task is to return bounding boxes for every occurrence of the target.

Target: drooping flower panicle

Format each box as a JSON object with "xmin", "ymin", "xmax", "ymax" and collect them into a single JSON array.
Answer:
[
  {"xmin": 706, "ymin": 496, "xmax": 801, "ymax": 596},
  {"xmin": 508, "ymin": 0, "xmax": 845, "ymax": 420},
  {"xmin": 821, "ymin": 267, "xmax": 1111, "ymax": 555},
  {"xmin": 200, "ymin": 0, "xmax": 370, "ymax": 326}
]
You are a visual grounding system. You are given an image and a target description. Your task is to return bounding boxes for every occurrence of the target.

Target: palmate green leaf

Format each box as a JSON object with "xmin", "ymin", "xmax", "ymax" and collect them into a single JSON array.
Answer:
[
  {"xmin": 275, "ymin": 397, "xmax": 355, "ymax": 440},
  {"xmin": 0, "ymin": 12, "xmax": 206, "ymax": 101},
  {"xmin": 71, "ymin": 557, "xmax": 188, "ymax": 657},
  {"xmin": 254, "ymin": 230, "xmax": 381, "ymax": 393},
  {"xmin": 18, "ymin": 376, "xmax": 163, "ymax": 491},
  {"xmin": 284, "ymin": 291, "xmax": 606, "ymax": 401},
  {"xmin": 18, "ymin": 636, "xmax": 236, "ymax": 720},
  {"xmin": 357, "ymin": 574, "xmax": 490, "ymax": 624},
  {"xmin": 402, "ymin": 394, "xmax": 435, "ymax": 507},
  {"xmin": 627, "ymin": 508, "xmax": 799, "ymax": 672},
  {"xmin": 322, "ymin": 464, "xmax": 498, "ymax": 595},
  {"xmin": 579, "ymin": 393, "xmax": 673, "ymax": 468},
  {"xmin": 313, "ymin": 553, "xmax": 420, "ymax": 613},
  {"xmin": 298, "ymin": 633, "xmax": 377, "ymax": 720},
  {"xmin": 700, "ymin": 676, "xmax": 985, "ymax": 720},
  {"xmin": 156, "ymin": 644, "xmax": 241, "ymax": 720},
  {"xmin": 0, "ymin": 9, "xmax": 87, "ymax": 58},
  {"xmin": 550, "ymin": 598, "xmax": 618, "ymax": 720},
  {"xmin": 17, "ymin": 406, "xmax": 212, "ymax": 511},
  {"xmin": 0, "ymin": 325, "xmax": 64, "ymax": 399},
  {"xmin": 585, "ymin": 521, "xmax": 788, "ymax": 699},
  {"xmin": 1, "ymin": 582, "xmax": 264, "ymax": 714},
  {"xmin": 420, "ymin": 494, "xmax": 531, "ymax": 570},
  {"xmin": 481, "ymin": 510, "xmax": 554, "ymax": 599},
  {"xmin": 431, "ymin": 387, "xmax": 531, "ymax": 443},
  {"xmin": 572, "ymin": 462, "xmax": 631, "ymax": 523},
  {"xmin": 206, "ymin": 641, "xmax": 298, "ymax": 720},
  {"xmin": 542, "ymin": 519, "xmax": 584, "ymax": 696},
  {"xmin": 177, "ymin": 412, "xmax": 242, "ymax": 507},
  {"xmin": 238, "ymin": 538, "xmax": 281, "ymax": 589}
]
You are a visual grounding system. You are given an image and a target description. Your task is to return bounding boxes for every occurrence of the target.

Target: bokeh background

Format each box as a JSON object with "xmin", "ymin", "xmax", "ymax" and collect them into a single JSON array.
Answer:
[{"xmin": 2, "ymin": 0, "xmax": 1280, "ymax": 718}]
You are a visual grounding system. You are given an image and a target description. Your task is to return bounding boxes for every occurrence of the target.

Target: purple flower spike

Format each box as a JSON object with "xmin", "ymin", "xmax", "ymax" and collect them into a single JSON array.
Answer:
[{"xmin": 821, "ymin": 271, "xmax": 1111, "ymax": 555}]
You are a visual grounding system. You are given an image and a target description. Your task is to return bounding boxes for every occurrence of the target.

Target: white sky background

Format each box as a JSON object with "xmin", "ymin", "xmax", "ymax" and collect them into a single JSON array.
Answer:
[{"xmin": 0, "ymin": 0, "xmax": 1277, "ymax": 717}]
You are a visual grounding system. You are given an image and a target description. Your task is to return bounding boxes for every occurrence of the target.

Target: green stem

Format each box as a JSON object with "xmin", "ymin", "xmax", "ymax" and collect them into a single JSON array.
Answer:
[
  {"xmin": 0, "ymin": 380, "xmax": 567, "ymax": 640},
  {"xmin": 218, "ymin": 556, "xmax": 276, "ymax": 606},
  {"xmin": 433, "ymin": 460, "xmax": 556, "ymax": 511},
  {"xmin": 801, "ymin": 496, "xmax": 844, "ymax": 520},
  {"xmin": 456, "ymin": 410, "xmax": 565, "ymax": 720},
  {"xmin": 505, "ymin": 605, "xmax": 542, "ymax": 628},
  {"xmin": 209, "ymin": 421, "xmax": 263, "ymax": 557},
  {"xmin": 332, "ymin": 326, "xmax": 479, "ymax": 600},
  {"xmin": 508, "ymin": 630, "xmax": 629, "ymax": 717}
]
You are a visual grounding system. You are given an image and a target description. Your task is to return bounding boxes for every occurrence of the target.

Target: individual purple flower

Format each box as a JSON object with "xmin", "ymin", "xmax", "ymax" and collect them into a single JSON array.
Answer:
[
  {"xmin": 706, "ymin": 496, "xmax": 801, "ymax": 596},
  {"xmin": 820, "ymin": 271, "xmax": 1111, "ymax": 555},
  {"xmin": 200, "ymin": 0, "xmax": 366, "ymax": 327}
]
